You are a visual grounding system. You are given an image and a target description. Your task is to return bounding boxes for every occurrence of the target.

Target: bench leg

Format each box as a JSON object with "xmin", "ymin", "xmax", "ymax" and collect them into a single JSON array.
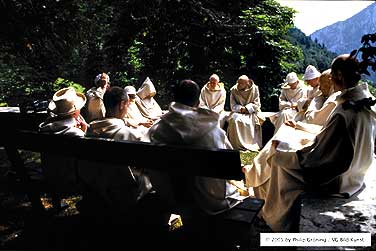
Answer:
[
  {"xmin": 51, "ymin": 192, "xmax": 62, "ymax": 210},
  {"xmin": 5, "ymin": 146, "xmax": 45, "ymax": 213},
  {"xmin": 28, "ymin": 192, "xmax": 45, "ymax": 213}
]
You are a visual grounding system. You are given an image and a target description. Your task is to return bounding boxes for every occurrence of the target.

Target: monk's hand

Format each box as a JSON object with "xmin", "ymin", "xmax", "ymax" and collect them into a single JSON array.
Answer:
[
  {"xmin": 285, "ymin": 120, "xmax": 296, "ymax": 128},
  {"xmin": 271, "ymin": 140, "xmax": 280, "ymax": 149},
  {"xmin": 240, "ymin": 107, "xmax": 248, "ymax": 114},
  {"xmin": 75, "ymin": 114, "xmax": 88, "ymax": 132},
  {"xmin": 140, "ymin": 120, "xmax": 154, "ymax": 128}
]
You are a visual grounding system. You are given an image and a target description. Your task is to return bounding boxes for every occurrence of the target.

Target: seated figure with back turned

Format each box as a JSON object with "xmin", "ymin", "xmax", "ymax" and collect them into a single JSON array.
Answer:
[
  {"xmin": 87, "ymin": 86, "xmax": 143, "ymax": 141},
  {"xmin": 146, "ymin": 79, "xmax": 245, "ymax": 215},
  {"xmin": 81, "ymin": 86, "xmax": 168, "ymax": 228},
  {"xmin": 39, "ymin": 87, "xmax": 88, "ymax": 207}
]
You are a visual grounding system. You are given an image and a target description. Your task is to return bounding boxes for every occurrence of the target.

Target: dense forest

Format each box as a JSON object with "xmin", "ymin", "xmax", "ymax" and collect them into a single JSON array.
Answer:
[
  {"xmin": 0, "ymin": 0, "xmax": 374, "ymax": 110},
  {"xmin": 286, "ymin": 28, "xmax": 337, "ymax": 73}
]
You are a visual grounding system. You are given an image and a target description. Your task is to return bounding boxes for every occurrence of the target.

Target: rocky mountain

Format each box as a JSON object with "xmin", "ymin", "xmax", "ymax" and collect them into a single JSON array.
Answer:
[
  {"xmin": 311, "ymin": 2, "xmax": 376, "ymax": 55},
  {"xmin": 310, "ymin": 2, "xmax": 376, "ymax": 82}
]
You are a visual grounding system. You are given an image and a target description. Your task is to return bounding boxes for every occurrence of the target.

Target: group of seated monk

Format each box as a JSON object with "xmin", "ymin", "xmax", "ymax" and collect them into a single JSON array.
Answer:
[
  {"xmin": 243, "ymin": 54, "xmax": 376, "ymax": 232},
  {"xmin": 39, "ymin": 78, "xmax": 248, "ymax": 224},
  {"xmin": 197, "ymin": 66, "xmax": 336, "ymax": 152},
  {"xmin": 80, "ymin": 66, "xmax": 333, "ymax": 153},
  {"xmin": 269, "ymin": 65, "xmax": 327, "ymax": 133},
  {"xmin": 38, "ymin": 53, "xmax": 376, "ymax": 233},
  {"xmin": 82, "ymin": 75, "xmax": 165, "ymax": 138},
  {"xmin": 194, "ymin": 73, "xmax": 263, "ymax": 152}
]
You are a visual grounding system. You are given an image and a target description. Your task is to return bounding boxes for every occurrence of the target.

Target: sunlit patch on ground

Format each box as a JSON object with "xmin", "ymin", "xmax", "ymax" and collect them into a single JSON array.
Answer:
[
  {"xmin": 320, "ymin": 211, "xmax": 346, "ymax": 220},
  {"xmin": 240, "ymin": 150, "xmax": 258, "ymax": 165},
  {"xmin": 40, "ymin": 197, "xmax": 53, "ymax": 209},
  {"xmin": 300, "ymin": 164, "xmax": 376, "ymax": 250}
]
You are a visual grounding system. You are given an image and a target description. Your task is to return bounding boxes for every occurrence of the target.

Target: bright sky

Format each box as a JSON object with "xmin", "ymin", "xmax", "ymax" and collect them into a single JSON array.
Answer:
[{"xmin": 277, "ymin": 0, "xmax": 374, "ymax": 35}]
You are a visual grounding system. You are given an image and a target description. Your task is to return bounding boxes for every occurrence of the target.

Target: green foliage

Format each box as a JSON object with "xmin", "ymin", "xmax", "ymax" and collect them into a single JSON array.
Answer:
[
  {"xmin": 365, "ymin": 80, "xmax": 376, "ymax": 96},
  {"xmin": 1, "ymin": 0, "xmax": 301, "ymax": 109},
  {"xmin": 369, "ymin": 85, "xmax": 376, "ymax": 96},
  {"xmin": 351, "ymin": 33, "xmax": 376, "ymax": 80},
  {"xmin": 104, "ymin": 0, "xmax": 301, "ymax": 110},
  {"xmin": 0, "ymin": 0, "xmax": 114, "ymax": 105},
  {"xmin": 286, "ymin": 28, "xmax": 337, "ymax": 73},
  {"xmin": 0, "ymin": 60, "xmax": 47, "ymax": 106},
  {"xmin": 128, "ymin": 40, "xmax": 144, "ymax": 74},
  {"xmin": 0, "ymin": 1, "xmax": 92, "ymax": 81},
  {"xmin": 53, "ymin": 78, "xmax": 85, "ymax": 93},
  {"xmin": 4, "ymin": 1, "xmax": 372, "ymax": 111}
]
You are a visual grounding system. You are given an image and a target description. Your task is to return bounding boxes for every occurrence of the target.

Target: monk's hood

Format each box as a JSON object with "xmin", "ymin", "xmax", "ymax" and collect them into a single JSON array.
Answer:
[{"xmin": 160, "ymin": 102, "xmax": 219, "ymax": 143}]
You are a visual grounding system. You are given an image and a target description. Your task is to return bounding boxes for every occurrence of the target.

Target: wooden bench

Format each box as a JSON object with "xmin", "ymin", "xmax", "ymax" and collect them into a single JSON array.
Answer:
[{"xmin": 0, "ymin": 110, "xmax": 264, "ymax": 248}]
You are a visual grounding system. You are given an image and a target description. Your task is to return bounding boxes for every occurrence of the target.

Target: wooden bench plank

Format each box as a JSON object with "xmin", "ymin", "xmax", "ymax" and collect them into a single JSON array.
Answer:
[
  {"xmin": 221, "ymin": 197, "xmax": 264, "ymax": 224},
  {"xmin": 1, "ymin": 130, "xmax": 243, "ymax": 180},
  {"xmin": 0, "ymin": 111, "xmax": 47, "ymax": 131}
]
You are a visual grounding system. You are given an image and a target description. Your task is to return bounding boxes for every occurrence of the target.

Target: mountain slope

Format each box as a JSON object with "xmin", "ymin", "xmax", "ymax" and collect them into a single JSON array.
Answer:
[
  {"xmin": 310, "ymin": 2, "xmax": 376, "ymax": 82},
  {"xmin": 287, "ymin": 28, "xmax": 337, "ymax": 73},
  {"xmin": 311, "ymin": 2, "xmax": 376, "ymax": 55}
]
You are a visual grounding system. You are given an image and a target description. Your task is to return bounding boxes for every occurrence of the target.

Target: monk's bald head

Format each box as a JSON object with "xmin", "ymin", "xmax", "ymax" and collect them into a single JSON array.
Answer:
[
  {"xmin": 319, "ymin": 69, "xmax": 334, "ymax": 97},
  {"xmin": 237, "ymin": 75, "xmax": 251, "ymax": 90},
  {"xmin": 209, "ymin": 74, "xmax": 219, "ymax": 82},
  {"xmin": 208, "ymin": 74, "xmax": 220, "ymax": 90},
  {"xmin": 174, "ymin": 79, "xmax": 200, "ymax": 107},
  {"xmin": 331, "ymin": 54, "xmax": 361, "ymax": 90}
]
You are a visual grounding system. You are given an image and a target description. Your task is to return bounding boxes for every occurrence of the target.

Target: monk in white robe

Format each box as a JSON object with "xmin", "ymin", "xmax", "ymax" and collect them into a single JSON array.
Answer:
[
  {"xmin": 304, "ymin": 69, "xmax": 338, "ymax": 125},
  {"xmin": 294, "ymin": 65, "xmax": 322, "ymax": 121},
  {"xmin": 305, "ymin": 86, "xmax": 321, "ymax": 107},
  {"xmin": 283, "ymin": 69, "xmax": 337, "ymax": 128},
  {"xmin": 88, "ymin": 116, "xmax": 142, "ymax": 142},
  {"xmin": 123, "ymin": 86, "xmax": 153, "ymax": 137},
  {"xmin": 199, "ymin": 74, "xmax": 230, "ymax": 128},
  {"xmin": 199, "ymin": 74, "xmax": 226, "ymax": 114},
  {"xmin": 84, "ymin": 73, "xmax": 110, "ymax": 122},
  {"xmin": 147, "ymin": 80, "xmax": 244, "ymax": 215},
  {"xmin": 227, "ymin": 75, "xmax": 263, "ymax": 151},
  {"xmin": 242, "ymin": 71, "xmax": 338, "ymax": 230},
  {"xmin": 304, "ymin": 65, "xmax": 322, "ymax": 104},
  {"xmin": 83, "ymin": 86, "xmax": 152, "ymax": 211},
  {"xmin": 136, "ymin": 77, "xmax": 164, "ymax": 120},
  {"xmin": 244, "ymin": 55, "xmax": 376, "ymax": 232},
  {"xmin": 270, "ymin": 72, "xmax": 306, "ymax": 133}
]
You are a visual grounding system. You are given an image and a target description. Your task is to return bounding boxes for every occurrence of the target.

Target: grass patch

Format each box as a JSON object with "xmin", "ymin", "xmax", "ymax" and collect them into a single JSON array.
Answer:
[{"xmin": 239, "ymin": 150, "xmax": 258, "ymax": 165}]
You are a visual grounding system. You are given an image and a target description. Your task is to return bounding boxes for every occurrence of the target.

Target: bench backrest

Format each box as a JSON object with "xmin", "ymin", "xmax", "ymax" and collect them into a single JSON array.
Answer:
[
  {"xmin": 0, "ymin": 110, "xmax": 47, "ymax": 131},
  {"xmin": 0, "ymin": 111, "xmax": 243, "ymax": 180}
]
